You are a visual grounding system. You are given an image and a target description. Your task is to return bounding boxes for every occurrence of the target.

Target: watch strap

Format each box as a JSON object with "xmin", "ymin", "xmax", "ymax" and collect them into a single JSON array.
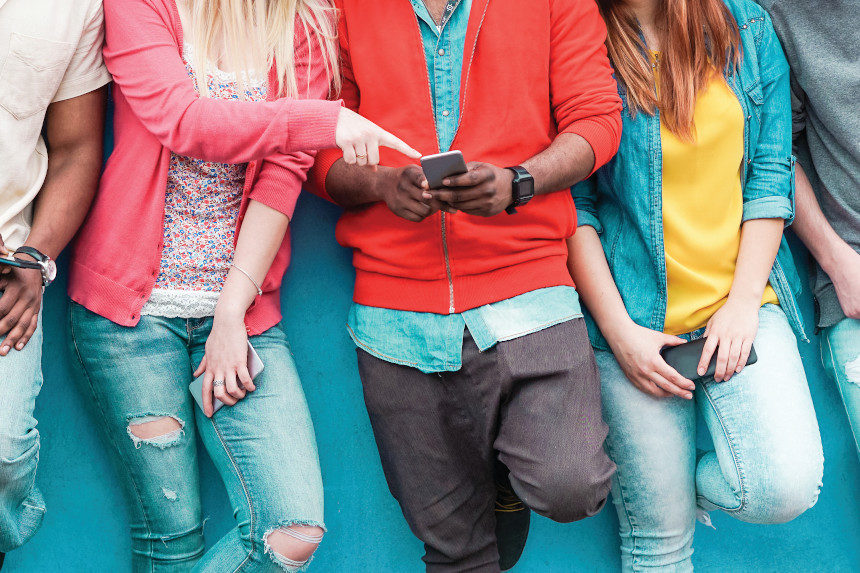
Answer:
[
  {"xmin": 14, "ymin": 246, "xmax": 55, "ymax": 286},
  {"xmin": 505, "ymin": 166, "xmax": 534, "ymax": 215},
  {"xmin": 14, "ymin": 246, "xmax": 48, "ymax": 263}
]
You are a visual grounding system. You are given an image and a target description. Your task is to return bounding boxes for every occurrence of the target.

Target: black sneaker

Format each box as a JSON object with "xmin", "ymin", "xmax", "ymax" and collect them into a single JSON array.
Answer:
[
  {"xmin": 0, "ymin": 551, "xmax": 5, "ymax": 571},
  {"xmin": 494, "ymin": 466, "xmax": 530, "ymax": 571}
]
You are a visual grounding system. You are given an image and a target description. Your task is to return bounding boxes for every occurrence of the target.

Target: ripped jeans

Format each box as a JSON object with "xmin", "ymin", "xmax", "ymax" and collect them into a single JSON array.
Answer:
[
  {"xmin": 597, "ymin": 304, "xmax": 823, "ymax": 572},
  {"xmin": 68, "ymin": 302, "xmax": 325, "ymax": 572},
  {"xmin": 821, "ymin": 317, "xmax": 860, "ymax": 454},
  {"xmin": 0, "ymin": 316, "xmax": 45, "ymax": 552}
]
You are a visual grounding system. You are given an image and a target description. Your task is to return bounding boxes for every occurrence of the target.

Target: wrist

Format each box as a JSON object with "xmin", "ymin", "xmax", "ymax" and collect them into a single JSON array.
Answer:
[
  {"xmin": 214, "ymin": 301, "xmax": 247, "ymax": 324},
  {"xmin": 373, "ymin": 166, "xmax": 398, "ymax": 204},
  {"xmin": 817, "ymin": 239, "xmax": 854, "ymax": 278},
  {"xmin": 726, "ymin": 289, "xmax": 763, "ymax": 308},
  {"xmin": 601, "ymin": 314, "xmax": 637, "ymax": 344}
]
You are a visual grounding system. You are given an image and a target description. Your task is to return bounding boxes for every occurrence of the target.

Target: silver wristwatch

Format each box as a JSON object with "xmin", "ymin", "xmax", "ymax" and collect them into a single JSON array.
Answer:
[{"xmin": 14, "ymin": 246, "xmax": 58, "ymax": 287}]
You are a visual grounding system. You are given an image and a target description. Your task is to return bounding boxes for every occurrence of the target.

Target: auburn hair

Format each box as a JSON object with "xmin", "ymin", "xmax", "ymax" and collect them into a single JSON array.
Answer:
[{"xmin": 597, "ymin": 0, "xmax": 742, "ymax": 140}]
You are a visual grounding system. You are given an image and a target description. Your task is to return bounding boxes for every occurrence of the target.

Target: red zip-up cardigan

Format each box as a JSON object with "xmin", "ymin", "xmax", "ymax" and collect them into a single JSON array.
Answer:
[
  {"xmin": 68, "ymin": 0, "xmax": 341, "ymax": 335},
  {"xmin": 310, "ymin": 0, "xmax": 622, "ymax": 314}
]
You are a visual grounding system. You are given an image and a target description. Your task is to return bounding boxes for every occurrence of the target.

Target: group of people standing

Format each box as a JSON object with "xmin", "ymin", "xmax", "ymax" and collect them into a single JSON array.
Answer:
[{"xmin": 0, "ymin": 0, "xmax": 856, "ymax": 571}]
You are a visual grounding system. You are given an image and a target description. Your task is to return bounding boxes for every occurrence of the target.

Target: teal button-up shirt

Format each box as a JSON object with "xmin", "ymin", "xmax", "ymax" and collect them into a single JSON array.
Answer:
[{"xmin": 347, "ymin": 0, "xmax": 581, "ymax": 373}]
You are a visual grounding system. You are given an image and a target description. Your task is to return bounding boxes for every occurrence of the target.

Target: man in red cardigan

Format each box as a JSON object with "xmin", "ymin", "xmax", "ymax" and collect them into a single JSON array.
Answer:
[{"xmin": 311, "ymin": 1, "xmax": 622, "ymax": 570}]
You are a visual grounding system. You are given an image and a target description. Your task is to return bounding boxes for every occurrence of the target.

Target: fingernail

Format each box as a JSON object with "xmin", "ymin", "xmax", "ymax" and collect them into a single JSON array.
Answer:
[
  {"xmin": 0, "ymin": 346, "xmax": 8, "ymax": 354},
  {"xmin": 697, "ymin": 368, "xmax": 705, "ymax": 375},
  {"xmin": 685, "ymin": 393, "xmax": 693, "ymax": 399},
  {"xmin": 443, "ymin": 179, "xmax": 450, "ymax": 185},
  {"xmin": 16, "ymin": 343, "xmax": 23, "ymax": 350}
]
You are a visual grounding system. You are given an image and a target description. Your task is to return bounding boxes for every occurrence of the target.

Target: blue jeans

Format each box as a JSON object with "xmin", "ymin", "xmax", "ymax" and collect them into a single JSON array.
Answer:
[
  {"xmin": 821, "ymin": 317, "xmax": 860, "ymax": 454},
  {"xmin": 597, "ymin": 304, "xmax": 823, "ymax": 572},
  {"xmin": 68, "ymin": 302, "xmax": 325, "ymax": 572},
  {"xmin": 0, "ymin": 316, "xmax": 45, "ymax": 553}
]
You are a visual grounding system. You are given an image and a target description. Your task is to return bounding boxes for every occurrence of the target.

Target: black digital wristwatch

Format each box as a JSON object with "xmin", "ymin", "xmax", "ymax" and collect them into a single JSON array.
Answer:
[{"xmin": 505, "ymin": 166, "xmax": 535, "ymax": 215}]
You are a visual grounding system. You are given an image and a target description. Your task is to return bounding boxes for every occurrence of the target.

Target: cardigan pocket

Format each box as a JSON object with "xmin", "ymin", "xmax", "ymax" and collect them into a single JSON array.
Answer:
[{"xmin": 0, "ymin": 33, "xmax": 74, "ymax": 120}]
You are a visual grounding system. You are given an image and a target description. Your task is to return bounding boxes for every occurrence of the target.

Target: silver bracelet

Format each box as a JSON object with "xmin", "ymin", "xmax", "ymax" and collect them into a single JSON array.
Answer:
[{"xmin": 231, "ymin": 264, "xmax": 263, "ymax": 296}]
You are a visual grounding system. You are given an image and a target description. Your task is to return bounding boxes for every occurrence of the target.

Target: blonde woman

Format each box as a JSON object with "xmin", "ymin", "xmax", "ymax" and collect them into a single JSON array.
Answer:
[{"xmin": 65, "ymin": 0, "xmax": 417, "ymax": 570}]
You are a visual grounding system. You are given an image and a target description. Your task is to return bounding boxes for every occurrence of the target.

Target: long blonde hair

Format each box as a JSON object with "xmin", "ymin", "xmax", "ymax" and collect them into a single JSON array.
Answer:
[{"xmin": 183, "ymin": 0, "xmax": 340, "ymax": 98}]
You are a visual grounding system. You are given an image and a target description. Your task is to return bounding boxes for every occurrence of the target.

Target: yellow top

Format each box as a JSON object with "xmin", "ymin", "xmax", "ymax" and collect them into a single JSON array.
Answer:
[{"xmin": 655, "ymin": 55, "xmax": 778, "ymax": 335}]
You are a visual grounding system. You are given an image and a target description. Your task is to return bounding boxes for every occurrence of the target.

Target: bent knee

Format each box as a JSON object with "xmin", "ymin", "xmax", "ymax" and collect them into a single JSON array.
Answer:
[
  {"xmin": 737, "ymin": 465, "xmax": 823, "ymax": 524},
  {"xmin": 0, "ymin": 428, "xmax": 39, "ymax": 464},
  {"xmin": 523, "ymin": 468, "xmax": 612, "ymax": 524},
  {"xmin": 264, "ymin": 524, "xmax": 325, "ymax": 571}
]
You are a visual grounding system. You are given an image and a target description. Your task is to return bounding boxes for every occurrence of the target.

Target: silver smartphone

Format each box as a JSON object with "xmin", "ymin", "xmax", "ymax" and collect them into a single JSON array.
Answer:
[
  {"xmin": 189, "ymin": 340, "xmax": 265, "ymax": 414},
  {"xmin": 420, "ymin": 150, "xmax": 468, "ymax": 189}
]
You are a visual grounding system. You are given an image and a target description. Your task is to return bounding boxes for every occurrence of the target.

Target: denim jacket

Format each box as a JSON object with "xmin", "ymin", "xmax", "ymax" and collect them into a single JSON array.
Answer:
[{"xmin": 572, "ymin": 0, "xmax": 806, "ymax": 351}]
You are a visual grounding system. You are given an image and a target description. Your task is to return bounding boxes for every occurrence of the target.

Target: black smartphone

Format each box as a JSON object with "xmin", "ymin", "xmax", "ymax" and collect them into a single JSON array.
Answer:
[
  {"xmin": 0, "ymin": 255, "xmax": 42, "ymax": 272},
  {"xmin": 660, "ymin": 337, "xmax": 758, "ymax": 380},
  {"xmin": 420, "ymin": 150, "xmax": 468, "ymax": 189}
]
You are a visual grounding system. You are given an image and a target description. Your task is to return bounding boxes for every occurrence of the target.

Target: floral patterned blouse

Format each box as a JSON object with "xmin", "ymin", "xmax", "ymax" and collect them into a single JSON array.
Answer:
[{"xmin": 142, "ymin": 44, "xmax": 267, "ymax": 318}]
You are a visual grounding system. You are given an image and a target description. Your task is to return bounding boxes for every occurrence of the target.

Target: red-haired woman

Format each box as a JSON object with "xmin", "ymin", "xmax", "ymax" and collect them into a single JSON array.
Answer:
[{"xmin": 567, "ymin": 0, "xmax": 823, "ymax": 569}]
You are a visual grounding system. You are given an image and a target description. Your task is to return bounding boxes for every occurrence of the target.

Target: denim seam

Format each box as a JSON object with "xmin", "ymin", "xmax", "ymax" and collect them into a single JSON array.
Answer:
[
  {"xmin": 68, "ymin": 306, "xmax": 159, "ymax": 568},
  {"xmin": 604, "ymin": 441, "xmax": 640, "ymax": 567},
  {"xmin": 698, "ymin": 384, "xmax": 748, "ymax": 513},
  {"xmin": 210, "ymin": 417, "xmax": 257, "ymax": 573}
]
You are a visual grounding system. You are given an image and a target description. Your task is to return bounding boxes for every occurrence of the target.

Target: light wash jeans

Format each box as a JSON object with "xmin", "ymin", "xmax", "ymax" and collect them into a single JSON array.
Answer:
[
  {"xmin": 821, "ymin": 317, "xmax": 860, "ymax": 454},
  {"xmin": 68, "ymin": 302, "xmax": 325, "ymax": 572},
  {"xmin": 0, "ymin": 317, "xmax": 45, "ymax": 553},
  {"xmin": 597, "ymin": 304, "xmax": 823, "ymax": 572}
]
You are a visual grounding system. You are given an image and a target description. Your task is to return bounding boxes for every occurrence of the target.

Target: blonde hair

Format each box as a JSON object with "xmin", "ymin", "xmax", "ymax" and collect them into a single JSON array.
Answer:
[{"xmin": 183, "ymin": 0, "xmax": 340, "ymax": 99}]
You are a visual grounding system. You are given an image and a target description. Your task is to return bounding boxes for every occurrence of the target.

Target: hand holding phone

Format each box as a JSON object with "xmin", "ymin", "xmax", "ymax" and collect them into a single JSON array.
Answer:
[
  {"xmin": 189, "ymin": 340, "xmax": 265, "ymax": 415},
  {"xmin": 660, "ymin": 338, "xmax": 758, "ymax": 381},
  {"xmin": 420, "ymin": 150, "xmax": 468, "ymax": 189}
]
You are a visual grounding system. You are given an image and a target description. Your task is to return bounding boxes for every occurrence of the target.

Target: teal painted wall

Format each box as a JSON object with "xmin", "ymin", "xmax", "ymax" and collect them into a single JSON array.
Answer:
[{"xmin": 5, "ymin": 118, "xmax": 860, "ymax": 571}]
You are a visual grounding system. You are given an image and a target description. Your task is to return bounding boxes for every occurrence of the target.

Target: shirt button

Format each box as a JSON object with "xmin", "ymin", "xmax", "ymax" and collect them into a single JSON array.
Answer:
[
  {"xmin": 438, "ymin": 48, "xmax": 445, "ymax": 56},
  {"xmin": 442, "ymin": 110, "xmax": 450, "ymax": 117}
]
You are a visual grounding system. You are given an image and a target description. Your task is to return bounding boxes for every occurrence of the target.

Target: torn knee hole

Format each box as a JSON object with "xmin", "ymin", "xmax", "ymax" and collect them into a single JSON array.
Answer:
[
  {"xmin": 845, "ymin": 355, "xmax": 860, "ymax": 386},
  {"xmin": 264, "ymin": 525, "xmax": 324, "ymax": 570},
  {"xmin": 127, "ymin": 415, "xmax": 185, "ymax": 449}
]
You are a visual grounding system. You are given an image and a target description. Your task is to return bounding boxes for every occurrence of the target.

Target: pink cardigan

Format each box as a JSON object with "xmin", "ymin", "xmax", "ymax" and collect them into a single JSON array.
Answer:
[{"xmin": 69, "ymin": 0, "xmax": 341, "ymax": 335}]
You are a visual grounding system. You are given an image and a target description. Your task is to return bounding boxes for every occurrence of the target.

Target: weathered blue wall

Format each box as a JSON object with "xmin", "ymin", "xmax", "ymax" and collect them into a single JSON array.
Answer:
[{"xmin": 5, "ymin": 119, "xmax": 860, "ymax": 571}]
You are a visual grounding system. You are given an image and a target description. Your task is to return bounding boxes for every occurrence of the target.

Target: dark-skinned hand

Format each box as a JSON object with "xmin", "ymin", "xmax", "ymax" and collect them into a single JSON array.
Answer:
[
  {"xmin": 379, "ymin": 164, "xmax": 456, "ymax": 222},
  {"xmin": 0, "ymin": 241, "xmax": 42, "ymax": 356},
  {"xmin": 424, "ymin": 162, "xmax": 514, "ymax": 217}
]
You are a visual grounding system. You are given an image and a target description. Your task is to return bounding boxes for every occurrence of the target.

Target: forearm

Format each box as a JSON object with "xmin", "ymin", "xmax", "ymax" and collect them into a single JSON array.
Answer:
[
  {"xmin": 215, "ymin": 201, "xmax": 289, "ymax": 320},
  {"xmin": 566, "ymin": 227, "xmax": 632, "ymax": 340},
  {"xmin": 523, "ymin": 133, "xmax": 595, "ymax": 196},
  {"xmin": 26, "ymin": 140, "xmax": 103, "ymax": 259},
  {"xmin": 791, "ymin": 163, "xmax": 853, "ymax": 273},
  {"xmin": 324, "ymin": 160, "xmax": 394, "ymax": 208},
  {"xmin": 729, "ymin": 218, "xmax": 783, "ymax": 304}
]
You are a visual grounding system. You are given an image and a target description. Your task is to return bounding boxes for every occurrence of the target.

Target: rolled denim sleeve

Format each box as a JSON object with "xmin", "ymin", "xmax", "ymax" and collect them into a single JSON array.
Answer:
[
  {"xmin": 741, "ymin": 13, "xmax": 795, "ymax": 226},
  {"xmin": 571, "ymin": 176, "xmax": 603, "ymax": 234}
]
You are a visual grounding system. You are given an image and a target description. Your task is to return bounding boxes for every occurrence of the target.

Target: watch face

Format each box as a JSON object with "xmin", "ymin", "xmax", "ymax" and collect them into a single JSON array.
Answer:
[
  {"xmin": 45, "ymin": 259, "xmax": 57, "ymax": 283},
  {"xmin": 522, "ymin": 178, "xmax": 535, "ymax": 200}
]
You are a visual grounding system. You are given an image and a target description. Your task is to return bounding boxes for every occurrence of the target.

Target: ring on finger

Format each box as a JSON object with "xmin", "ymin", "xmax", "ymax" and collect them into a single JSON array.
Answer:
[
  {"xmin": 213, "ymin": 379, "xmax": 225, "ymax": 388},
  {"xmin": 356, "ymin": 153, "xmax": 367, "ymax": 159}
]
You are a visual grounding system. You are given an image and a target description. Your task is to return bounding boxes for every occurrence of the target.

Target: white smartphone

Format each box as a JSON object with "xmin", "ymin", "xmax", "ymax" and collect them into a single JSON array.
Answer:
[{"xmin": 189, "ymin": 340, "xmax": 265, "ymax": 414}]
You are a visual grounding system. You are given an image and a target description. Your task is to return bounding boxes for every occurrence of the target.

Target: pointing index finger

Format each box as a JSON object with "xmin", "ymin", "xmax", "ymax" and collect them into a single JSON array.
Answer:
[{"xmin": 379, "ymin": 131, "xmax": 421, "ymax": 158}]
